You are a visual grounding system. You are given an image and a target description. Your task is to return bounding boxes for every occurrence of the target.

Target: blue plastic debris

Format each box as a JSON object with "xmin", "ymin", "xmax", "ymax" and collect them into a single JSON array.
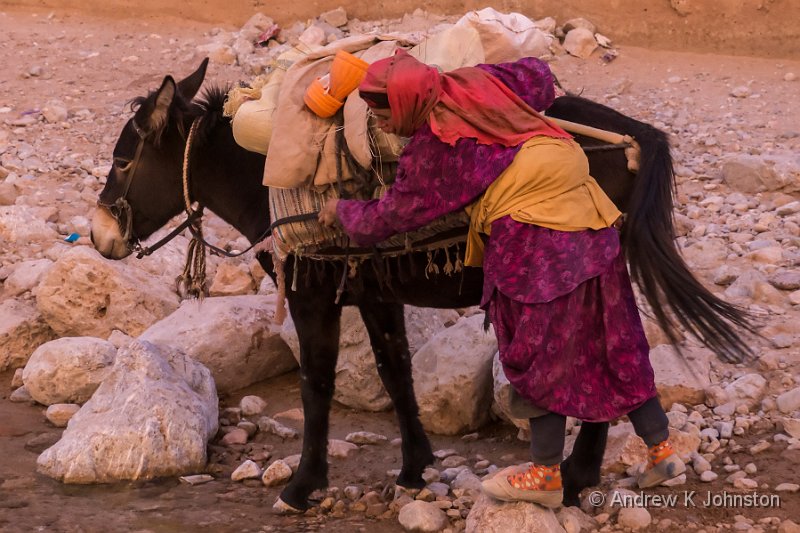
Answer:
[{"xmin": 64, "ymin": 233, "xmax": 80, "ymax": 243}]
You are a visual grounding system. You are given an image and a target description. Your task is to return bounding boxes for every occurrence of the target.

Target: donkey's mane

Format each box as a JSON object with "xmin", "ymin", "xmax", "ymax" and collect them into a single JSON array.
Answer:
[{"xmin": 130, "ymin": 84, "xmax": 230, "ymax": 148}]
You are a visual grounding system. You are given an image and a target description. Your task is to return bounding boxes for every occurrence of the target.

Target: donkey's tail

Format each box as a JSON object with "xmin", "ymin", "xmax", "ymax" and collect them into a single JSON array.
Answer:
[{"xmin": 554, "ymin": 96, "xmax": 757, "ymax": 363}]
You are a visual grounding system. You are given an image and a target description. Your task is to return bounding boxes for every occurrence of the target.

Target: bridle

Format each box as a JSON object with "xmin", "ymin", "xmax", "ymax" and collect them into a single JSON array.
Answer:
[{"xmin": 96, "ymin": 115, "xmax": 272, "ymax": 297}]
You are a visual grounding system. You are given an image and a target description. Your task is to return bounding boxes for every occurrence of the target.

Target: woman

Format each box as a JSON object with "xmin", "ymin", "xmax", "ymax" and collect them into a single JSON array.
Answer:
[{"xmin": 318, "ymin": 50, "xmax": 684, "ymax": 508}]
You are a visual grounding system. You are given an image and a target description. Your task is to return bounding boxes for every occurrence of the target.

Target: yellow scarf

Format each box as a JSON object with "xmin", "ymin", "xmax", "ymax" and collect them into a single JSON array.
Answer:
[{"xmin": 464, "ymin": 136, "xmax": 622, "ymax": 267}]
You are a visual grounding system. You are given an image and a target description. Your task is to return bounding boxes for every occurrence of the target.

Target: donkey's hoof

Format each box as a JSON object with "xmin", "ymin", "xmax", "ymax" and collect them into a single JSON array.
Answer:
[{"xmin": 273, "ymin": 497, "xmax": 305, "ymax": 515}]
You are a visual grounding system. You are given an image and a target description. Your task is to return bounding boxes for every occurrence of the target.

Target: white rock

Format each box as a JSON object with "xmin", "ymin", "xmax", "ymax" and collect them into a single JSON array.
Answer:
[
  {"xmin": 724, "ymin": 373, "xmax": 768, "ymax": 408},
  {"xmin": 42, "ymin": 100, "xmax": 69, "ymax": 123},
  {"xmin": 239, "ymin": 395, "xmax": 267, "ymax": 417},
  {"xmin": 777, "ymin": 387, "xmax": 800, "ymax": 413},
  {"xmin": 691, "ymin": 452, "xmax": 712, "ymax": 474},
  {"xmin": 262, "ymin": 460, "xmax": 292, "ymax": 487},
  {"xmin": 345, "ymin": 431, "xmax": 388, "ymax": 445},
  {"xmin": 563, "ymin": 28, "xmax": 597, "ymax": 59},
  {"xmin": 23, "ymin": 337, "xmax": 116, "ymax": 405},
  {"xmin": 4, "ymin": 259, "xmax": 53, "ymax": 296},
  {"xmin": 398, "ymin": 500, "xmax": 449, "ymax": 532},
  {"xmin": 209, "ymin": 261, "xmax": 255, "ymax": 296},
  {"xmin": 280, "ymin": 306, "xmax": 457, "ymax": 411},
  {"xmin": 725, "ymin": 270, "xmax": 786, "ymax": 306},
  {"xmin": 491, "ymin": 351, "xmax": 530, "ymax": 434},
  {"xmin": 0, "ymin": 206, "xmax": 59, "ymax": 244},
  {"xmin": 0, "ymin": 298, "xmax": 56, "ymax": 371},
  {"xmin": 140, "ymin": 296, "xmax": 296, "ymax": 393},
  {"xmin": 730, "ymin": 86, "xmax": 752, "ymax": 98},
  {"xmin": 465, "ymin": 494, "xmax": 565, "ymax": 532},
  {"xmin": 617, "ymin": 507, "xmax": 652, "ymax": 530},
  {"xmin": 776, "ymin": 483, "xmax": 800, "ymax": 492},
  {"xmin": 413, "ymin": 314, "xmax": 497, "ymax": 435},
  {"xmin": 650, "ymin": 344, "xmax": 712, "ymax": 406},
  {"xmin": 700, "ymin": 470, "xmax": 718, "ymax": 482},
  {"xmin": 231, "ymin": 459, "xmax": 262, "ymax": 481},
  {"xmin": 782, "ymin": 418, "xmax": 800, "ymax": 439},
  {"xmin": 320, "ymin": 7, "xmax": 348, "ymax": 27},
  {"xmin": 256, "ymin": 416, "xmax": 299, "ymax": 439},
  {"xmin": 45, "ymin": 404, "xmax": 81, "ymax": 427},
  {"xmin": 721, "ymin": 155, "xmax": 783, "ymax": 194},
  {"xmin": 35, "ymin": 247, "xmax": 179, "ymax": 338},
  {"xmin": 328, "ymin": 439, "xmax": 358, "ymax": 458},
  {"xmin": 36, "ymin": 340, "xmax": 218, "ymax": 483}
]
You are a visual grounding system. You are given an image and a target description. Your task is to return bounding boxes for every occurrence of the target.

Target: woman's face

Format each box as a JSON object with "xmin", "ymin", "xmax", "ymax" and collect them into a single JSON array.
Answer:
[{"xmin": 369, "ymin": 107, "xmax": 394, "ymax": 134}]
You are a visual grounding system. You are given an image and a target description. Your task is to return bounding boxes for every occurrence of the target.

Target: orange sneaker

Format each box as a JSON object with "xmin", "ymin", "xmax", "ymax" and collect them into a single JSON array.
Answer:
[
  {"xmin": 637, "ymin": 439, "xmax": 686, "ymax": 488},
  {"xmin": 481, "ymin": 463, "xmax": 563, "ymax": 508}
]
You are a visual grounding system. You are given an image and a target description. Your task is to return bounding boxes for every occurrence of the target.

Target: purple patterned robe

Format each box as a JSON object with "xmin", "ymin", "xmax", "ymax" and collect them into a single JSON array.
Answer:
[{"xmin": 337, "ymin": 58, "xmax": 657, "ymax": 421}]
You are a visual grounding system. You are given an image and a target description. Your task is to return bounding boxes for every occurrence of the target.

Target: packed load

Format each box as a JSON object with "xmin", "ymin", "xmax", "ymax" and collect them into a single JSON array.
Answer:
[{"xmin": 225, "ymin": 8, "xmax": 556, "ymax": 260}]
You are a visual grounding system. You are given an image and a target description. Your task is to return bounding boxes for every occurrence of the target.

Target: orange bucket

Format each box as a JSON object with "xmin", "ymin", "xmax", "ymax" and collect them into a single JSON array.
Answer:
[
  {"xmin": 329, "ymin": 50, "xmax": 369, "ymax": 101},
  {"xmin": 304, "ymin": 78, "xmax": 343, "ymax": 118}
]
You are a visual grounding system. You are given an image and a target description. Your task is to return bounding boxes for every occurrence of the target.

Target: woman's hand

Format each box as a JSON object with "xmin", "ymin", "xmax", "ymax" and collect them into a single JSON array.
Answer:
[{"xmin": 318, "ymin": 198, "xmax": 340, "ymax": 227}]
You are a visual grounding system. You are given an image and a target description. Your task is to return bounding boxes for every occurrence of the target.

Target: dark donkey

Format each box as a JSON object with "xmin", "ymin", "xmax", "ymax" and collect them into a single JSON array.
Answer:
[{"xmin": 91, "ymin": 60, "xmax": 753, "ymax": 511}]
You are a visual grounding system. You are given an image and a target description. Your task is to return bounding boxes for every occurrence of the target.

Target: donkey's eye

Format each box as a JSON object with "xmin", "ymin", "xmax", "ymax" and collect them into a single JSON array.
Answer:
[{"xmin": 114, "ymin": 158, "xmax": 132, "ymax": 172}]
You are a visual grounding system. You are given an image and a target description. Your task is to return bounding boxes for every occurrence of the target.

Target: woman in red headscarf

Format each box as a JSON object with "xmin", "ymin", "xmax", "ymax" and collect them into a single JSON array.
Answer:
[{"xmin": 319, "ymin": 51, "xmax": 684, "ymax": 508}]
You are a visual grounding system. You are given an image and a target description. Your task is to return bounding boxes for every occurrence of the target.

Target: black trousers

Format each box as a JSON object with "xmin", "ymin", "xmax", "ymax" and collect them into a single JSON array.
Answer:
[{"xmin": 529, "ymin": 397, "xmax": 669, "ymax": 466}]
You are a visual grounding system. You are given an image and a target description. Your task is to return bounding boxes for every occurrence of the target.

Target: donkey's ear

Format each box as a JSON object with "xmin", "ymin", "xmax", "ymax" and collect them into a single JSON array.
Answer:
[
  {"xmin": 147, "ymin": 75, "xmax": 176, "ymax": 133},
  {"xmin": 177, "ymin": 58, "xmax": 208, "ymax": 101}
]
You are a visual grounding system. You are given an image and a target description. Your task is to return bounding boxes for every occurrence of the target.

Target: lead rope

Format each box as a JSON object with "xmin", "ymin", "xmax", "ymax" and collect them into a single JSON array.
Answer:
[{"xmin": 176, "ymin": 117, "xmax": 208, "ymax": 299}]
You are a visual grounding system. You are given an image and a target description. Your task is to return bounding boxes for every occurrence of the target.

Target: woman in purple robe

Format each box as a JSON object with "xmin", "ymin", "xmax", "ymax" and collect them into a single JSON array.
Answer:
[{"xmin": 318, "ymin": 50, "xmax": 685, "ymax": 508}]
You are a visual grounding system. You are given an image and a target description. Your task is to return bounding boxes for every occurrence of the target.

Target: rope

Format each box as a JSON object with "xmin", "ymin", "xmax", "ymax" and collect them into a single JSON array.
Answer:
[{"xmin": 176, "ymin": 117, "xmax": 208, "ymax": 298}]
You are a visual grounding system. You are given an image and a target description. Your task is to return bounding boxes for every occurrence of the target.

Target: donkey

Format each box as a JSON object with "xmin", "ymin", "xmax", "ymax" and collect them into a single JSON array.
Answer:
[{"xmin": 91, "ymin": 60, "xmax": 753, "ymax": 511}]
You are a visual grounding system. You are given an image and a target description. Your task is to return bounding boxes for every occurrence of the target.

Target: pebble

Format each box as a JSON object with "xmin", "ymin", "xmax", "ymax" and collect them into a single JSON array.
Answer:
[
  {"xmin": 261, "ymin": 460, "xmax": 293, "ymax": 487},
  {"xmin": 221, "ymin": 428, "xmax": 249, "ymax": 446},
  {"xmin": 397, "ymin": 500, "xmax": 448, "ymax": 532},
  {"xmin": 257, "ymin": 416, "xmax": 299, "ymax": 439},
  {"xmin": 776, "ymin": 483, "xmax": 799, "ymax": 492},
  {"xmin": 749, "ymin": 441, "xmax": 771, "ymax": 454},
  {"xmin": 345, "ymin": 431, "xmax": 388, "ymax": 445},
  {"xmin": 440, "ymin": 455, "xmax": 468, "ymax": 468},
  {"xmin": 433, "ymin": 449, "xmax": 458, "ymax": 460},
  {"xmin": 179, "ymin": 474, "xmax": 214, "ymax": 485},
  {"xmin": 617, "ymin": 507, "xmax": 652, "ymax": 530},
  {"xmin": 328, "ymin": 439, "xmax": 359, "ymax": 458},
  {"xmin": 45, "ymin": 403, "xmax": 80, "ymax": 427},
  {"xmin": 9, "ymin": 386, "xmax": 34, "ymax": 403},
  {"xmin": 231, "ymin": 460, "xmax": 262, "ymax": 481},
  {"xmin": 239, "ymin": 395, "xmax": 267, "ymax": 416},
  {"xmin": 701, "ymin": 471, "xmax": 719, "ymax": 482}
]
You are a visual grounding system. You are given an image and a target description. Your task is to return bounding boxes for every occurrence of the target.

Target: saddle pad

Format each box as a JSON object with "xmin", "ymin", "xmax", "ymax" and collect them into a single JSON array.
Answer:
[{"xmin": 269, "ymin": 180, "xmax": 469, "ymax": 260}]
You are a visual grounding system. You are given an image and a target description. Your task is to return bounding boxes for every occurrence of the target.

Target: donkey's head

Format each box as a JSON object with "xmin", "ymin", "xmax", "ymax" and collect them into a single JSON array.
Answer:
[{"xmin": 91, "ymin": 59, "xmax": 209, "ymax": 259}]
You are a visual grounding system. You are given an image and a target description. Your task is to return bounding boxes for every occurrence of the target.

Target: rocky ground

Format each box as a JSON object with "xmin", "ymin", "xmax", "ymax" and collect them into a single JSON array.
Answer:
[{"xmin": 1, "ymin": 5, "xmax": 800, "ymax": 533}]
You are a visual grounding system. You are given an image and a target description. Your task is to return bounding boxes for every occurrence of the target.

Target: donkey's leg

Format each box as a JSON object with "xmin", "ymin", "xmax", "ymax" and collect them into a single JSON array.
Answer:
[
  {"xmin": 278, "ymin": 281, "xmax": 342, "ymax": 511},
  {"xmin": 561, "ymin": 421, "xmax": 609, "ymax": 507},
  {"xmin": 357, "ymin": 299, "xmax": 434, "ymax": 489}
]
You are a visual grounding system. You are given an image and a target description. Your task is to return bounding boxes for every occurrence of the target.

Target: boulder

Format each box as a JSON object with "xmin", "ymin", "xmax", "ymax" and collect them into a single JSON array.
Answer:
[
  {"xmin": 36, "ymin": 340, "xmax": 218, "ymax": 483},
  {"xmin": 0, "ymin": 205, "xmax": 59, "ymax": 244},
  {"xmin": 0, "ymin": 298, "xmax": 57, "ymax": 371},
  {"xmin": 280, "ymin": 306, "xmax": 458, "ymax": 411},
  {"xmin": 466, "ymin": 494, "xmax": 565, "ymax": 532},
  {"xmin": 563, "ymin": 28, "xmax": 597, "ymax": 59},
  {"xmin": 208, "ymin": 261, "xmax": 255, "ymax": 296},
  {"xmin": 35, "ymin": 247, "xmax": 179, "ymax": 338},
  {"xmin": 491, "ymin": 352, "xmax": 529, "ymax": 434},
  {"xmin": 721, "ymin": 155, "xmax": 791, "ymax": 194},
  {"xmin": 598, "ymin": 422, "xmax": 700, "ymax": 473},
  {"xmin": 139, "ymin": 295, "xmax": 295, "ymax": 393},
  {"xmin": 23, "ymin": 337, "xmax": 117, "ymax": 405},
  {"xmin": 3, "ymin": 259, "xmax": 53, "ymax": 296},
  {"xmin": 650, "ymin": 345, "xmax": 713, "ymax": 407},
  {"xmin": 725, "ymin": 270, "xmax": 786, "ymax": 306},
  {"xmin": 412, "ymin": 314, "xmax": 497, "ymax": 435},
  {"xmin": 724, "ymin": 373, "xmax": 767, "ymax": 409}
]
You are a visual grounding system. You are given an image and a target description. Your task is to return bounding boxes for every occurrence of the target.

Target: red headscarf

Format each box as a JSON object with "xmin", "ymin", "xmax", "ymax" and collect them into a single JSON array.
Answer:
[{"xmin": 358, "ymin": 49, "xmax": 570, "ymax": 146}]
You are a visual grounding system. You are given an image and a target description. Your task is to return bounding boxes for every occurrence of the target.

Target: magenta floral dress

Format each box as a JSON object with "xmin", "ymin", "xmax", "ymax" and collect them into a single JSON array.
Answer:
[{"xmin": 337, "ymin": 58, "xmax": 656, "ymax": 422}]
